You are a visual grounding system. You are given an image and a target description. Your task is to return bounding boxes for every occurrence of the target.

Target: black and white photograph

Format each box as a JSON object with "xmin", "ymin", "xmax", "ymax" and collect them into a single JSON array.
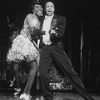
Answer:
[{"xmin": 0, "ymin": 0, "xmax": 100, "ymax": 100}]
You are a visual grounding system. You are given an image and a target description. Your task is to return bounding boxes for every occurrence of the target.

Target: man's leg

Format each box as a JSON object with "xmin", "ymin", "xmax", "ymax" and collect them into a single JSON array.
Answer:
[
  {"xmin": 51, "ymin": 45, "xmax": 94, "ymax": 100},
  {"xmin": 39, "ymin": 46, "xmax": 53, "ymax": 100}
]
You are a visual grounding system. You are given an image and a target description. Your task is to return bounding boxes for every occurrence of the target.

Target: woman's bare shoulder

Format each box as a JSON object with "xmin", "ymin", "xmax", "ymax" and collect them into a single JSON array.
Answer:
[{"xmin": 26, "ymin": 13, "xmax": 33, "ymax": 19}]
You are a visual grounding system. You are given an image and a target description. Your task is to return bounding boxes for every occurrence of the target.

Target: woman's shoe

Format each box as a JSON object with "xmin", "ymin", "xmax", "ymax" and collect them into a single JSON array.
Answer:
[
  {"xmin": 19, "ymin": 93, "xmax": 32, "ymax": 100},
  {"xmin": 14, "ymin": 88, "xmax": 21, "ymax": 97},
  {"xmin": 10, "ymin": 77, "xmax": 16, "ymax": 87}
]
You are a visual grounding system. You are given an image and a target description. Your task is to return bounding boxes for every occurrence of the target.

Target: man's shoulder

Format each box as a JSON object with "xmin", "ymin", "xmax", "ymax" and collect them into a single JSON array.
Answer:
[
  {"xmin": 54, "ymin": 14, "xmax": 66, "ymax": 19},
  {"xmin": 54, "ymin": 15, "xmax": 66, "ymax": 22}
]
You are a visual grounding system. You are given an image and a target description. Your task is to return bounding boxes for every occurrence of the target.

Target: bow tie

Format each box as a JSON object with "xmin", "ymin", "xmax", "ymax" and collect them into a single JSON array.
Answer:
[
  {"xmin": 45, "ymin": 15, "xmax": 52, "ymax": 19},
  {"xmin": 45, "ymin": 15, "xmax": 49, "ymax": 19}
]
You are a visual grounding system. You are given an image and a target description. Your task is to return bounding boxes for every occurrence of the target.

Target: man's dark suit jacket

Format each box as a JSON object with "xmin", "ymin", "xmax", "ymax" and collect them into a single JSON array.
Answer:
[{"xmin": 39, "ymin": 14, "xmax": 66, "ymax": 49}]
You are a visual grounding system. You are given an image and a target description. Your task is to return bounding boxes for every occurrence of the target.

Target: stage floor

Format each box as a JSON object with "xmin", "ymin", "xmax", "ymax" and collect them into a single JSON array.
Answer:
[{"xmin": 0, "ymin": 92, "xmax": 100, "ymax": 100}]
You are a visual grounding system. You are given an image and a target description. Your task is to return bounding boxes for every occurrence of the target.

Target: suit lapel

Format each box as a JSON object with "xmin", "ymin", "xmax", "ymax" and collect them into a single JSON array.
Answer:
[{"xmin": 50, "ymin": 14, "xmax": 58, "ymax": 30}]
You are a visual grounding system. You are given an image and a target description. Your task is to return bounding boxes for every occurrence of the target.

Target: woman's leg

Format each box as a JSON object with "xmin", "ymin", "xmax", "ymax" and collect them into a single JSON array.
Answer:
[
  {"xmin": 13, "ymin": 63, "xmax": 21, "ymax": 96},
  {"xmin": 13, "ymin": 63, "xmax": 20, "ymax": 88},
  {"xmin": 23, "ymin": 56, "xmax": 39, "ymax": 95},
  {"xmin": 6, "ymin": 64, "xmax": 14, "ymax": 84}
]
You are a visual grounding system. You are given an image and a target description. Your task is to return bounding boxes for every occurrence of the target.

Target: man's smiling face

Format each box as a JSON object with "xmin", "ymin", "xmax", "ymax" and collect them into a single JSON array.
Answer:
[{"xmin": 45, "ymin": 1, "xmax": 55, "ymax": 16}]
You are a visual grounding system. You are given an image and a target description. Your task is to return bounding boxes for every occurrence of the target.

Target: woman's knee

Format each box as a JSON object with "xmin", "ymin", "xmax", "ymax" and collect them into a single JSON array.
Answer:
[{"xmin": 28, "ymin": 59, "xmax": 38, "ymax": 71}]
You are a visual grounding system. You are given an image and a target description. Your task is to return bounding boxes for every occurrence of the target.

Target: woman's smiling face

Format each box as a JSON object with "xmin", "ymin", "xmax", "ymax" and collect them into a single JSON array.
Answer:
[{"xmin": 34, "ymin": 4, "xmax": 43, "ymax": 16}]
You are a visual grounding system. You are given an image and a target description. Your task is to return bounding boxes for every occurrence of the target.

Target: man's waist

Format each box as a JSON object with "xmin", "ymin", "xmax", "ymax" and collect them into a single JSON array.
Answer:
[
  {"xmin": 43, "ymin": 39, "xmax": 52, "ymax": 45},
  {"xmin": 39, "ymin": 40, "xmax": 63, "ymax": 48}
]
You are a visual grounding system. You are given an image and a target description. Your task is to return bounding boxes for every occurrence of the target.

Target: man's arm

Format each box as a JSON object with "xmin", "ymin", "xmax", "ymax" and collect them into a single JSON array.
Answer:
[
  {"xmin": 56, "ymin": 16, "xmax": 66, "ymax": 39},
  {"xmin": 50, "ymin": 16, "xmax": 66, "ymax": 43}
]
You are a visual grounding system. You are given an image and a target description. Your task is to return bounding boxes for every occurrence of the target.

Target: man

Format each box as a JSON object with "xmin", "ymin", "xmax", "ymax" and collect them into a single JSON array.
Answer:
[{"xmin": 39, "ymin": 1, "xmax": 95, "ymax": 100}]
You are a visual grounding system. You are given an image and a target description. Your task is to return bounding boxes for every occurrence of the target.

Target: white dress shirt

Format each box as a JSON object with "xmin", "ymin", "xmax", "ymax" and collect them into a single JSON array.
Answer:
[{"xmin": 42, "ymin": 14, "xmax": 54, "ymax": 45}]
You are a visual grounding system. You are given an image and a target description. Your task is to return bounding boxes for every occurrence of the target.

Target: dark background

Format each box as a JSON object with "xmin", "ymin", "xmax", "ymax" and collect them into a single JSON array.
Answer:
[{"xmin": 0, "ymin": 0, "xmax": 100, "ymax": 93}]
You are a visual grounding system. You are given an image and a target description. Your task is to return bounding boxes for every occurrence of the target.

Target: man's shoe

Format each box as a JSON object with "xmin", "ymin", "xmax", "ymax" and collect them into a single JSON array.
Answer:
[
  {"xmin": 85, "ymin": 96, "xmax": 95, "ymax": 100},
  {"xmin": 40, "ymin": 96, "xmax": 45, "ymax": 100}
]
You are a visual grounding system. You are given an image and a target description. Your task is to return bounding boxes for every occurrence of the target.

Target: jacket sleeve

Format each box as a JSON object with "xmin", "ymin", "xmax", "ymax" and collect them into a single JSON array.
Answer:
[{"xmin": 56, "ymin": 16, "xmax": 66, "ymax": 39}]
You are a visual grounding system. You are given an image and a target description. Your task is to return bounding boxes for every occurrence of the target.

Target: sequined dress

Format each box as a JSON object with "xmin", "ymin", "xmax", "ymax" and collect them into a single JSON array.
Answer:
[{"xmin": 7, "ymin": 19, "xmax": 40, "ymax": 63}]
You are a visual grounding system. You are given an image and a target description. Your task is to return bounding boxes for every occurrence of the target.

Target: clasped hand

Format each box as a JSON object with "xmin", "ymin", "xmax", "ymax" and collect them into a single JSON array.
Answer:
[
  {"xmin": 31, "ymin": 29, "xmax": 45, "ymax": 40},
  {"xmin": 49, "ymin": 28, "xmax": 58, "ymax": 36}
]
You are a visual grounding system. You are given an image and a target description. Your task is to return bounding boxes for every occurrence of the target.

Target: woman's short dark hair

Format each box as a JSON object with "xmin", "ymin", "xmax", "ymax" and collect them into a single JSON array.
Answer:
[{"xmin": 30, "ymin": 0, "xmax": 42, "ymax": 10}]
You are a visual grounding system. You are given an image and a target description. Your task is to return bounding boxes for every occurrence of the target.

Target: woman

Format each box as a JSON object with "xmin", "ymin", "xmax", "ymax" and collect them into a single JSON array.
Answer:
[
  {"xmin": 6, "ymin": 1, "xmax": 43, "ymax": 100},
  {"xmin": 6, "ymin": 26, "xmax": 21, "ymax": 97}
]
